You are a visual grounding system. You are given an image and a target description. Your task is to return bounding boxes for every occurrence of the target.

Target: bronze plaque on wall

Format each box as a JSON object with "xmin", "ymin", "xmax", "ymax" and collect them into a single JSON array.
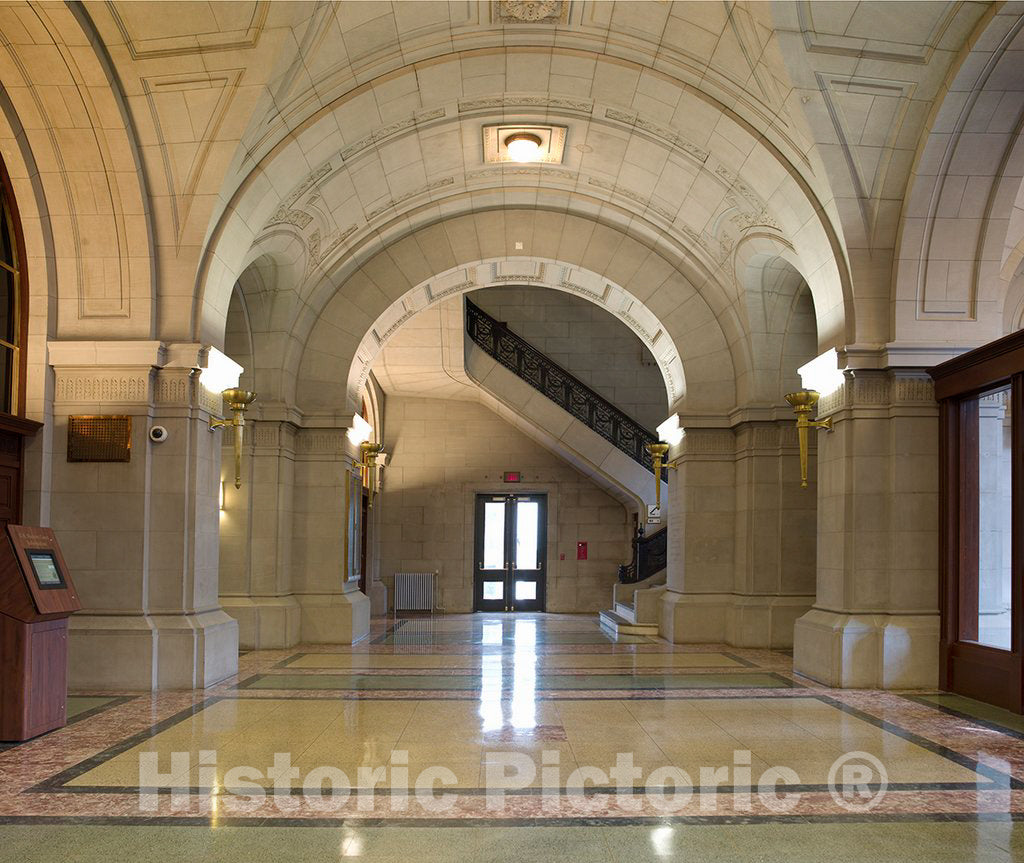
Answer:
[{"xmin": 67, "ymin": 416, "xmax": 132, "ymax": 462}]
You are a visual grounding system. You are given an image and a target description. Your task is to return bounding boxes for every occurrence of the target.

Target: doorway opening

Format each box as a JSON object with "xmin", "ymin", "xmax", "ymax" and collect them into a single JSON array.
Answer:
[
  {"xmin": 473, "ymin": 493, "xmax": 547, "ymax": 612},
  {"xmin": 933, "ymin": 335, "xmax": 1024, "ymax": 712}
]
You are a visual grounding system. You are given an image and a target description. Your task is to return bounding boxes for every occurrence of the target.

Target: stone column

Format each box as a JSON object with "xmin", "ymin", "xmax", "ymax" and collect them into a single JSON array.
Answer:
[
  {"xmin": 291, "ymin": 421, "xmax": 370, "ymax": 643},
  {"xmin": 49, "ymin": 341, "xmax": 239, "ymax": 690},
  {"xmin": 730, "ymin": 420, "xmax": 816, "ymax": 646},
  {"xmin": 219, "ymin": 413, "xmax": 301, "ymax": 649},
  {"xmin": 659, "ymin": 421, "xmax": 815, "ymax": 647},
  {"xmin": 659, "ymin": 426, "xmax": 737, "ymax": 642},
  {"xmin": 793, "ymin": 371, "xmax": 940, "ymax": 689}
]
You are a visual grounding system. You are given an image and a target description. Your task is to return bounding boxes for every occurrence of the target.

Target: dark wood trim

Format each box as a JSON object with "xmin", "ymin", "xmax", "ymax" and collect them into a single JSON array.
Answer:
[
  {"xmin": 930, "ymin": 329, "xmax": 1024, "ymax": 400},
  {"xmin": 0, "ymin": 415, "xmax": 41, "ymax": 436},
  {"xmin": 932, "ymin": 334, "xmax": 1024, "ymax": 713},
  {"xmin": 0, "ymin": 154, "xmax": 28, "ymax": 418}
]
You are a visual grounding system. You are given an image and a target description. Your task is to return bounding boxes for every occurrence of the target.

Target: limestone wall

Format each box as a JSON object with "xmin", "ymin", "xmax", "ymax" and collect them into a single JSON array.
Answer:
[{"xmin": 377, "ymin": 395, "xmax": 630, "ymax": 614}]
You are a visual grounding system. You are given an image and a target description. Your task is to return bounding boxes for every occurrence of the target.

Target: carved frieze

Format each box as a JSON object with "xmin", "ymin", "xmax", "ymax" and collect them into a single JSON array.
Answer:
[
  {"xmin": 55, "ymin": 373, "xmax": 150, "ymax": 404},
  {"xmin": 494, "ymin": 1, "xmax": 568, "ymax": 24}
]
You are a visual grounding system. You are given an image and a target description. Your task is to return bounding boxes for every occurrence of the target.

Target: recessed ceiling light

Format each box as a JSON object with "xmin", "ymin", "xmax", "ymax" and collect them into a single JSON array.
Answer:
[
  {"xmin": 482, "ymin": 125, "xmax": 567, "ymax": 165},
  {"xmin": 504, "ymin": 132, "xmax": 543, "ymax": 162}
]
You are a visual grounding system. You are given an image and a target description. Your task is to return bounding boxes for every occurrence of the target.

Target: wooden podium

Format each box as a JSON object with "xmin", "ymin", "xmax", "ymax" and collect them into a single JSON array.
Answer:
[{"xmin": 0, "ymin": 525, "xmax": 80, "ymax": 741}]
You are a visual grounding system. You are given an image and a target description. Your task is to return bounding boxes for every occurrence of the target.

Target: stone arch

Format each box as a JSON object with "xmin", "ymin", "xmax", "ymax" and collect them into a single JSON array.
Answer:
[
  {"xmin": 0, "ymin": 3, "xmax": 154, "ymax": 340},
  {"xmin": 194, "ymin": 47, "xmax": 851, "ymax": 364},
  {"xmin": 894, "ymin": 7, "xmax": 1024, "ymax": 346},
  {"xmin": 731, "ymin": 234, "xmax": 820, "ymax": 404},
  {"xmin": 286, "ymin": 210, "xmax": 743, "ymax": 418},
  {"xmin": 347, "ymin": 258, "xmax": 682, "ymax": 415}
]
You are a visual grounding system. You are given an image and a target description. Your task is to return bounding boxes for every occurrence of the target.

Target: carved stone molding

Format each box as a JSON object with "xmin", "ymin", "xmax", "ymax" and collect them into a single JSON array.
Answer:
[
  {"xmin": 54, "ymin": 371, "xmax": 151, "ymax": 405},
  {"xmin": 494, "ymin": 1, "xmax": 568, "ymax": 24},
  {"xmin": 680, "ymin": 428, "xmax": 735, "ymax": 456},
  {"xmin": 341, "ymin": 108, "xmax": 446, "ymax": 162},
  {"xmin": 295, "ymin": 429, "xmax": 348, "ymax": 456},
  {"xmin": 461, "ymin": 95, "xmax": 591, "ymax": 114},
  {"xmin": 154, "ymin": 374, "xmax": 190, "ymax": 407},
  {"xmin": 818, "ymin": 372, "xmax": 937, "ymax": 417},
  {"xmin": 604, "ymin": 108, "xmax": 709, "ymax": 163}
]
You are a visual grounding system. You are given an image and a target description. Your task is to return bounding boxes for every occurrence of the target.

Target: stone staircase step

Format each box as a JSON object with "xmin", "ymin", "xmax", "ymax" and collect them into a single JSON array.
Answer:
[
  {"xmin": 598, "ymin": 609, "xmax": 659, "ymax": 637},
  {"xmin": 614, "ymin": 601, "xmax": 635, "ymax": 621}
]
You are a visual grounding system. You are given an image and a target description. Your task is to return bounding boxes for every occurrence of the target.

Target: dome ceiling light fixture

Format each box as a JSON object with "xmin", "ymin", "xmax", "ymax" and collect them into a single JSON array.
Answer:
[
  {"xmin": 483, "ymin": 124, "xmax": 567, "ymax": 165},
  {"xmin": 504, "ymin": 132, "xmax": 543, "ymax": 162}
]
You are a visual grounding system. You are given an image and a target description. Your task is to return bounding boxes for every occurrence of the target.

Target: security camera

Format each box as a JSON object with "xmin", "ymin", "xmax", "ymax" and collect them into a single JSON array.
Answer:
[{"xmin": 149, "ymin": 425, "xmax": 168, "ymax": 443}]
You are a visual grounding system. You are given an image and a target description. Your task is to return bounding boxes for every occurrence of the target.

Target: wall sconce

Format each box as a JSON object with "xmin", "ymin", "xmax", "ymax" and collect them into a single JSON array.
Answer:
[
  {"xmin": 645, "ymin": 442, "xmax": 681, "ymax": 513},
  {"xmin": 209, "ymin": 388, "xmax": 257, "ymax": 489},
  {"xmin": 356, "ymin": 441, "xmax": 384, "ymax": 508},
  {"xmin": 784, "ymin": 390, "xmax": 832, "ymax": 488},
  {"xmin": 219, "ymin": 480, "xmax": 226, "ymax": 511}
]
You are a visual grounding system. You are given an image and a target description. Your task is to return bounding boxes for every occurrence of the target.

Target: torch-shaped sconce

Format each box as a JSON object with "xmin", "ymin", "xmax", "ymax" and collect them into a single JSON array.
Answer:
[
  {"xmin": 356, "ymin": 441, "xmax": 384, "ymax": 508},
  {"xmin": 209, "ymin": 388, "xmax": 257, "ymax": 489},
  {"xmin": 645, "ymin": 442, "xmax": 681, "ymax": 513},
  {"xmin": 784, "ymin": 390, "xmax": 832, "ymax": 488}
]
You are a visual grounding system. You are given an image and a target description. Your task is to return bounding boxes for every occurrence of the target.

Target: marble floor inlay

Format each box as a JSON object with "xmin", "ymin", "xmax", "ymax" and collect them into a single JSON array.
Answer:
[{"xmin": 2, "ymin": 613, "xmax": 1024, "ymax": 861}]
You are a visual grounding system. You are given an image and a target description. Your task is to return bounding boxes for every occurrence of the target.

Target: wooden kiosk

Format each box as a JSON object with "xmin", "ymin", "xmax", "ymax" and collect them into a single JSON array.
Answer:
[{"xmin": 0, "ymin": 525, "xmax": 79, "ymax": 741}]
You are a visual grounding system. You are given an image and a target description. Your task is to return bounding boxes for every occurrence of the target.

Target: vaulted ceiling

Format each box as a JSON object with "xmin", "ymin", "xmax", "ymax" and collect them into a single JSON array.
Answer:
[{"xmin": 0, "ymin": 1, "xmax": 1019, "ymax": 414}]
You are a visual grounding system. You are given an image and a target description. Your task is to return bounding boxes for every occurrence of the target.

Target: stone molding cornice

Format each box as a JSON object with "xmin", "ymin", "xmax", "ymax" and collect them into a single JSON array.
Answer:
[{"xmin": 817, "ymin": 370, "xmax": 936, "ymax": 419}]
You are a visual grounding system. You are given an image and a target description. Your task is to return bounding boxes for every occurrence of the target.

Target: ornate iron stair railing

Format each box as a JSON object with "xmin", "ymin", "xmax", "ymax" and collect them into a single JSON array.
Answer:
[
  {"xmin": 466, "ymin": 298, "xmax": 662, "ymax": 474},
  {"xmin": 617, "ymin": 525, "xmax": 668, "ymax": 584}
]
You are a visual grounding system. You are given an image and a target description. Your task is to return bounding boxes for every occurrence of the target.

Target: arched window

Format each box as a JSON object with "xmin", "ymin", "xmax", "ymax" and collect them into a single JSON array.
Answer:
[{"xmin": 0, "ymin": 156, "xmax": 26, "ymax": 416}]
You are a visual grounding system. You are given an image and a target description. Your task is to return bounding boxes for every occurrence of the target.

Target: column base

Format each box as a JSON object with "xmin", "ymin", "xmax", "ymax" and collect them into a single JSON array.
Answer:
[
  {"xmin": 659, "ymin": 591, "xmax": 813, "ymax": 648},
  {"xmin": 69, "ymin": 609, "xmax": 239, "ymax": 690},
  {"xmin": 295, "ymin": 587, "xmax": 371, "ymax": 644},
  {"xmin": 220, "ymin": 596, "xmax": 302, "ymax": 649},
  {"xmin": 367, "ymin": 578, "xmax": 388, "ymax": 617},
  {"xmin": 793, "ymin": 608, "xmax": 939, "ymax": 689}
]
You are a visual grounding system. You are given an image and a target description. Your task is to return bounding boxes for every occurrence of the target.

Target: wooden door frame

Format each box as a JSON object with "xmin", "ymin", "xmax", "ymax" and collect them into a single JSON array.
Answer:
[{"xmin": 932, "ymin": 333, "xmax": 1024, "ymax": 712}]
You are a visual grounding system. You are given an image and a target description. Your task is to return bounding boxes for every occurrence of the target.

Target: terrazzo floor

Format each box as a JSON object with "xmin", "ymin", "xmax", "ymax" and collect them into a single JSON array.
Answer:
[{"xmin": 1, "ymin": 613, "xmax": 1022, "ymax": 861}]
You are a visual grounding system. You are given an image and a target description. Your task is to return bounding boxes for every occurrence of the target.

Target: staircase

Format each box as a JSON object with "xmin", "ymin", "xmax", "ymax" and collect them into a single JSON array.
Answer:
[
  {"xmin": 599, "ymin": 526, "xmax": 667, "ymax": 637},
  {"xmin": 465, "ymin": 297, "xmax": 669, "ymax": 635},
  {"xmin": 466, "ymin": 298, "xmax": 663, "ymax": 475}
]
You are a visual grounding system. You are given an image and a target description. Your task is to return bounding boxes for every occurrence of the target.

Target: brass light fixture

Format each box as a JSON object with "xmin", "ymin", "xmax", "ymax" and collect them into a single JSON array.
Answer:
[
  {"xmin": 784, "ymin": 390, "xmax": 832, "ymax": 488},
  {"xmin": 645, "ymin": 442, "xmax": 681, "ymax": 513},
  {"xmin": 356, "ymin": 441, "xmax": 384, "ymax": 508},
  {"xmin": 504, "ymin": 132, "xmax": 543, "ymax": 162},
  {"xmin": 209, "ymin": 388, "xmax": 257, "ymax": 489}
]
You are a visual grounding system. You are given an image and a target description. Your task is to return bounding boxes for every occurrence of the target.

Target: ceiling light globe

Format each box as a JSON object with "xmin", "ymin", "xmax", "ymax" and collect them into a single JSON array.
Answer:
[{"xmin": 505, "ymin": 133, "xmax": 542, "ymax": 162}]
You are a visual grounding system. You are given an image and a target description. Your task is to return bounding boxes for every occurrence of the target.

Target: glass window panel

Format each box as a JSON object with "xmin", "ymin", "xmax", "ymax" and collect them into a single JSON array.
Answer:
[
  {"xmin": 483, "ymin": 501, "xmax": 506, "ymax": 569},
  {"xmin": 0, "ymin": 267, "xmax": 13, "ymax": 345},
  {"xmin": 483, "ymin": 581, "xmax": 503, "ymax": 600},
  {"xmin": 0, "ymin": 206, "xmax": 14, "ymax": 269},
  {"xmin": 971, "ymin": 384, "xmax": 1012, "ymax": 649},
  {"xmin": 515, "ymin": 581, "xmax": 536, "ymax": 601},
  {"xmin": 515, "ymin": 501, "xmax": 539, "ymax": 570},
  {"xmin": 0, "ymin": 345, "xmax": 13, "ymax": 414}
]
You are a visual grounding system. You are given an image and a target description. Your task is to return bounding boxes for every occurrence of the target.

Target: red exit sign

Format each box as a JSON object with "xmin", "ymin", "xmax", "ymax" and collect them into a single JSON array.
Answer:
[{"xmin": 503, "ymin": 471, "xmax": 520, "ymax": 483}]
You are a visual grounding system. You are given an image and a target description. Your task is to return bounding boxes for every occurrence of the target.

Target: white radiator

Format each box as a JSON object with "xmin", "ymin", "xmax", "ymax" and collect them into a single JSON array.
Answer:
[{"xmin": 394, "ymin": 572, "xmax": 435, "ymax": 614}]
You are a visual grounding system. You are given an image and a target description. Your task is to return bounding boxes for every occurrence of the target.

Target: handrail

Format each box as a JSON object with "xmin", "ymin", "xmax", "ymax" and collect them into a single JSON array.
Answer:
[
  {"xmin": 466, "ymin": 298, "xmax": 661, "ymax": 474},
  {"xmin": 617, "ymin": 525, "xmax": 668, "ymax": 584}
]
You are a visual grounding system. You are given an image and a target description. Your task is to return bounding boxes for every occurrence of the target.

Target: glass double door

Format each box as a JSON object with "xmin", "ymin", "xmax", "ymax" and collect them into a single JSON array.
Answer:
[{"xmin": 474, "ymin": 494, "xmax": 546, "ymax": 612}]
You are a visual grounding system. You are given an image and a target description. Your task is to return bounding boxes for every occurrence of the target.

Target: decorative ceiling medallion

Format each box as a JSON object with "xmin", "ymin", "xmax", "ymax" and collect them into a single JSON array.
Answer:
[
  {"xmin": 482, "ymin": 125, "xmax": 567, "ymax": 165},
  {"xmin": 494, "ymin": 1, "xmax": 568, "ymax": 24}
]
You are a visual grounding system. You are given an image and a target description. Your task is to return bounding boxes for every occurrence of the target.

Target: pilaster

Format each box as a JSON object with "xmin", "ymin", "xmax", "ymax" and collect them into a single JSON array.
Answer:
[
  {"xmin": 48, "ymin": 341, "xmax": 239, "ymax": 690},
  {"xmin": 659, "ymin": 421, "xmax": 815, "ymax": 648},
  {"xmin": 291, "ymin": 422, "xmax": 370, "ymax": 644},
  {"xmin": 793, "ymin": 371, "xmax": 940, "ymax": 688}
]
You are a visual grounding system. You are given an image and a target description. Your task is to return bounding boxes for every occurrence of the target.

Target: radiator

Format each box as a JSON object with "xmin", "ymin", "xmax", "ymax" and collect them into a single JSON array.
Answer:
[{"xmin": 394, "ymin": 572, "xmax": 435, "ymax": 615}]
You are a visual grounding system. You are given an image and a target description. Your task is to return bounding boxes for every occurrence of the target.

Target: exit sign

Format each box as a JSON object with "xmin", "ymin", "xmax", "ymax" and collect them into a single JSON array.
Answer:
[{"xmin": 503, "ymin": 471, "xmax": 520, "ymax": 483}]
